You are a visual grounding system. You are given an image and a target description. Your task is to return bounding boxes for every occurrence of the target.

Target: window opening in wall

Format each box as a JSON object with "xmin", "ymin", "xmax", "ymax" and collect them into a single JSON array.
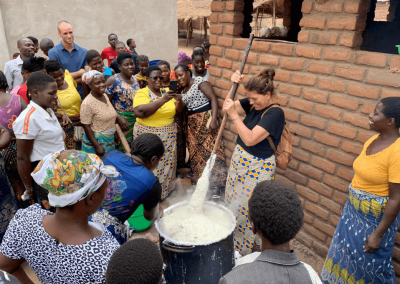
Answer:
[
  {"xmin": 361, "ymin": 0, "xmax": 400, "ymax": 54},
  {"xmin": 241, "ymin": 0, "xmax": 304, "ymax": 42}
]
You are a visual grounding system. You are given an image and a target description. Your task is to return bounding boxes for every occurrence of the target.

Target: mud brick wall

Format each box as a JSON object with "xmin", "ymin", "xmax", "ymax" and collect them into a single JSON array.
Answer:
[{"xmin": 208, "ymin": 0, "xmax": 400, "ymax": 278}]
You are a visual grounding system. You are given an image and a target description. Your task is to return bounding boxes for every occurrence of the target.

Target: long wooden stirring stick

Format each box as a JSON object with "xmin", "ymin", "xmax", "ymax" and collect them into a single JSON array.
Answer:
[
  {"xmin": 211, "ymin": 34, "xmax": 255, "ymax": 155},
  {"xmin": 115, "ymin": 124, "xmax": 131, "ymax": 154}
]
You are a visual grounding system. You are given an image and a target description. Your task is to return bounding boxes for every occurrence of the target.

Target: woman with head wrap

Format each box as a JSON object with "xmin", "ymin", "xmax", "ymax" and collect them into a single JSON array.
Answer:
[
  {"xmin": 0, "ymin": 150, "xmax": 120, "ymax": 284},
  {"xmin": 80, "ymin": 70, "xmax": 128, "ymax": 157}
]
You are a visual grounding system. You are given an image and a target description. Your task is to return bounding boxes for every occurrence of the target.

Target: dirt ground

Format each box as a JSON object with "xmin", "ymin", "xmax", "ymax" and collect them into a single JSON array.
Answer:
[
  {"xmin": 21, "ymin": 30, "xmax": 324, "ymax": 283},
  {"xmin": 178, "ymin": 29, "xmax": 209, "ymax": 58}
]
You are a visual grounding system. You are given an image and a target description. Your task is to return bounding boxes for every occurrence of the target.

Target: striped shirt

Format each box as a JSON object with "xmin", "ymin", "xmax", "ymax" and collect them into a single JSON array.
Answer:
[{"xmin": 13, "ymin": 101, "xmax": 65, "ymax": 162}]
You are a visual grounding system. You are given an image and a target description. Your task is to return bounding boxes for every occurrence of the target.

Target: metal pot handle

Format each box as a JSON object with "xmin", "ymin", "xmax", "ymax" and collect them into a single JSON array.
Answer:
[{"xmin": 162, "ymin": 241, "xmax": 195, "ymax": 253}]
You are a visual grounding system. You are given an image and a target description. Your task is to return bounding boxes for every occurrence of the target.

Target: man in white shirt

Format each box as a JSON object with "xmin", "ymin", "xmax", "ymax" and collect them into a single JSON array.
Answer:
[
  {"xmin": 4, "ymin": 38, "xmax": 35, "ymax": 92},
  {"xmin": 13, "ymin": 72, "xmax": 65, "ymax": 208}
]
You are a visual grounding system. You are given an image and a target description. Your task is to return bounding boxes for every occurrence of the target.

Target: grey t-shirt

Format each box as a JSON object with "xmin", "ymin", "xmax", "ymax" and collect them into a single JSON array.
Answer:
[{"xmin": 218, "ymin": 250, "xmax": 315, "ymax": 284}]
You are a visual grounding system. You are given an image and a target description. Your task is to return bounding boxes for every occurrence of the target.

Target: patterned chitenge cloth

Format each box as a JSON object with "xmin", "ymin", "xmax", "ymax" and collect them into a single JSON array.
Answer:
[
  {"xmin": 225, "ymin": 144, "xmax": 275, "ymax": 256},
  {"xmin": 117, "ymin": 111, "xmax": 136, "ymax": 151},
  {"xmin": 321, "ymin": 185, "xmax": 399, "ymax": 284},
  {"xmin": 62, "ymin": 118, "xmax": 81, "ymax": 150},
  {"xmin": 133, "ymin": 122, "xmax": 176, "ymax": 200},
  {"xmin": 0, "ymin": 137, "xmax": 27, "ymax": 207},
  {"xmin": 174, "ymin": 112, "xmax": 187, "ymax": 169},
  {"xmin": 187, "ymin": 110, "xmax": 226, "ymax": 191},
  {"xmin": 82, "ymin": 128, "xmax": 116, "ymax": 154},
  {"xmin": 0, "ymin": 152, "xmax": 19, "ymax": 243},
  {"xmin": 91, "ymin": 208, "xmax": 128, "ymax": 245}
]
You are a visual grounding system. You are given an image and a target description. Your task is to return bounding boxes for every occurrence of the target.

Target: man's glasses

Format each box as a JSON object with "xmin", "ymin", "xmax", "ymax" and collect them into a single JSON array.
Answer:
[{"xmin": 150, "ymin": 76, "xmax": 165, "ymax": 81}]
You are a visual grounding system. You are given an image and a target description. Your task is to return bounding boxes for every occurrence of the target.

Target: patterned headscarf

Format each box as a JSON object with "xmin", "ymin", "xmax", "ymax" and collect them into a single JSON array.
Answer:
[
  {"xmin": 82, "ymin": 70, "xmax": 103, "ymax": 85},
  {"xmin": 31, "ymin": 151, "xmax": 119, "ymax": 207}
]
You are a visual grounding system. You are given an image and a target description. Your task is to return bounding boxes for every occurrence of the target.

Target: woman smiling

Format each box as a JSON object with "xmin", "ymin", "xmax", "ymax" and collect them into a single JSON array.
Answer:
[
  {"xmin": 133, "ymin": 66, "xmax": 184, "ymax": 199},
  {"xmin": 223, "ymin": 69, "xmax": 285, "ymax": 256},
  {"xmin": 321, "ymin": 97, "xmax": 400, "ymax": 284},
  {"xmin": 45, "ymin": 60, "xmax": 82, "ymax": 149},
  {"xmin": 80, "ymin": 71, "xmax": 128, "ymax": 157},
  {"xmin": 174, "ymin": 63, "xmax": 226, "ymax": 191},
  {"xmin": 106, "ymin": 52, "xmax": 140, "ymax": 148}
]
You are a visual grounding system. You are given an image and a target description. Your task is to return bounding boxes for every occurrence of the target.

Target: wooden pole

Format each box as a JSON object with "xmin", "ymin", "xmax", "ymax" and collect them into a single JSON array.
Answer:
[
  {"xmin": 255, "ymin": 7, "xmax": 260, "ymax": 37},
  {"xmin": 204, "ymin": 16, "xmax": 208, "ymax": 39},
  {"xmin": 273, "ymin": 0, "xmax": 276, "ymax": 27},
  {"xmin": 211, "ymin": 34, "xmax": 255, "ymax": 155},
  {"xmin": 186, "ymin": 20, "xmax": 189, "ymax": 47},
  {"xmin": 189, "ymin": 19, "xmax": 193, "ymax": 44},
  {"xmin": 115, "ymin": 124, "xmax": 131, "ymax": 154}
]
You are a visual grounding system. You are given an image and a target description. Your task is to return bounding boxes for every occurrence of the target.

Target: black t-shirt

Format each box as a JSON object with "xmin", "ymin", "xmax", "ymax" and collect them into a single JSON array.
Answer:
[
  {"xmin": 236, "ymin": 99, "xmax": 285, "ymax": 159},
  {"xmin": 110, "ymin": 59, "xmax": 120, "ymax": 74}
]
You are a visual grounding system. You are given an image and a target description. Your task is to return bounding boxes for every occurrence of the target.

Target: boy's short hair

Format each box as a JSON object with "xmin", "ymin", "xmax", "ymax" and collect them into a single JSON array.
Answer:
[
  {"xmin": 136, "ymin": 55, "xmax": 149, "ymax": 64},
  {"xmin": 26, "ymin": 72, "xmax": 56, "ymax": 93},
  {"xmin": 106, "ymin": 238, "xmax": 163, "ymax": 284},
  {"xmin": 157, "ymin": 60, "xmax": 170, "ymax": 69},
  {"xmin": 249, "ymin": 180, "xmax": 304, "ymax": 245}
]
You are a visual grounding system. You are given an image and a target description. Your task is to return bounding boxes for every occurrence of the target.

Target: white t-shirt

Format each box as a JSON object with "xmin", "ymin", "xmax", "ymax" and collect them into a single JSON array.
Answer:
[
  {"xmin": 13, "ymin": 101, "xmax": 65, "ymax": 162},
  {"xmin": 192, "ymin": 69, "xmax": 210, "ymax": 81}
]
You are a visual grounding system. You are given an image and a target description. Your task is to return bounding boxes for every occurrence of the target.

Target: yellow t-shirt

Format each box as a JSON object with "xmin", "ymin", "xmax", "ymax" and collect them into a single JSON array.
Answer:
[
  {"xmin": 352, "ymin": 134, "xmax": 400, "ymax": 196},
  {"xmin": 133, "ymin": 87, "xmax": 176, "ymax": 127},
  {"xmin": 57, "ymin": 70, "xmax": 81, "ymax": 117}
]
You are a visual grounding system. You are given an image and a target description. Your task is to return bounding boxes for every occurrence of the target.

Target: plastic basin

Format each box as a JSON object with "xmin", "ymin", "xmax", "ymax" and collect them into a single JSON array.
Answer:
[{"xmin": 127, "ymin": 204, "xmax": 152, "ymax": 232}]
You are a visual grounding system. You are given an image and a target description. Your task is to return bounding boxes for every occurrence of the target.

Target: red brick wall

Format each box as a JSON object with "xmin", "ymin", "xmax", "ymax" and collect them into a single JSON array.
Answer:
[
  {"xmin": 375, "ymin": 1, "xmax": 390, "ymax": 21},
  {"xmin": 209, "ymin": 0, "xmax": 400, "ymax": 278}
]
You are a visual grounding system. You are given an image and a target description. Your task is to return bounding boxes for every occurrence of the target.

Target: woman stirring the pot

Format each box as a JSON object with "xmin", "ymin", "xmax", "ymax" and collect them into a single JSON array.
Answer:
[
  {"xmin": 174, "ymin": 63, "xmax": 226, "ymax": 192},
  {"xmin": 223, "ymin": 70, "xmax": 285, "ymax": 256}
]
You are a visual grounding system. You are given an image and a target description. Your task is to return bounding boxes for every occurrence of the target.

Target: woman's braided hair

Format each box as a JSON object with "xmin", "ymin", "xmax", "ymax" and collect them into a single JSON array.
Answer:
[
  {"xmin": 174, "ymin": 63, "xmax": 192, "ymax": 78},
  {"xmin": 130, "ymin": 133, "xmax": 165, "ymax": 162},
  {"xmin": 244, "ymin": 69, "xmax": 275, "ymax": 96}
]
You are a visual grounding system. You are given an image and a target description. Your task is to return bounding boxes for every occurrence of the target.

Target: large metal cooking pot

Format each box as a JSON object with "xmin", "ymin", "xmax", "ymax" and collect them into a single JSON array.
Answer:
[{"xmin": 155, "ymin": 201, "xmax": 236, "ymax": 284}]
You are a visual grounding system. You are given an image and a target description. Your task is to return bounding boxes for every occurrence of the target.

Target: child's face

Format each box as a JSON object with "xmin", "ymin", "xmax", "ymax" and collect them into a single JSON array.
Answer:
[
  {"xmin": 138, "ymin": 61, "xmax": 149, "ymax": 75},
  {"xmin": 88, "ymin": 56, "xmax": 104, "ymax": 72},
  {"xmin": 33, "ymin": 81, "xmax": 58, "ymax": 110}
]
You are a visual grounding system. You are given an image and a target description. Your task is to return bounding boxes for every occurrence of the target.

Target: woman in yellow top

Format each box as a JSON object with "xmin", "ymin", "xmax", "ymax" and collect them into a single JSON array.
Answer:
[
  {"xmin": 321, "ymin": 97, "xmax": 400, "ymax": 284},
  {"xmin": 45, "ymin": 60, "xmax": 81, "ymax": 149},
  {"xmin": 134, "ymin": 66, "xmax": 184, "ymax": 199}
]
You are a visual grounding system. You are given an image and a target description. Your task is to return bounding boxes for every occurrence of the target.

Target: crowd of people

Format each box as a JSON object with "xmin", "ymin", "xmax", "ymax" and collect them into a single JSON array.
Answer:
[{"xmin": 0, "ymin": 17, "xmax": 399, "ymax": 284}]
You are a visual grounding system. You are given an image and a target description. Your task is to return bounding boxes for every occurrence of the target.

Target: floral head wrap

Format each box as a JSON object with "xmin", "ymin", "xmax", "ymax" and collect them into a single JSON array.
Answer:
[
  {"xmin": 31, "ymin": 151, "xmax": 119, "ymax": 207},
  {"xmin": 82, "ymin": 70, "xmax": 103, "ymax": 85}
]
